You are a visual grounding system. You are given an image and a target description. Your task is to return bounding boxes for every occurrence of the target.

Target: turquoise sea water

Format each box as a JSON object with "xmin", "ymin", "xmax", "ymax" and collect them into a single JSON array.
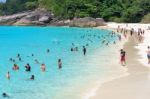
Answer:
[{"xmin": 0, "ymin": 26, "xmax": 120, "ymax": 99}]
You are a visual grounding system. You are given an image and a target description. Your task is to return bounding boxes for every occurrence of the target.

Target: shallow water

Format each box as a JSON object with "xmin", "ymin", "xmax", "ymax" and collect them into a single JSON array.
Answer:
[{"xmin": 0, "ymin": 26, "xmax": 124, "ymax": 99}]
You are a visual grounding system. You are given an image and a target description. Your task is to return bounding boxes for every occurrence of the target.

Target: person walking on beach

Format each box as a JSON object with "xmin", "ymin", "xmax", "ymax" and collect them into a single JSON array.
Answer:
[
  {"xmin": 147, "ymin": 46, "xmax": 150, "ymax": 64},
  {"xmin": 120, "ymin": 49, "xmax": 126, "ymax": 66},
  {"xmin": 58, "ymin": 59, "xmax": 62, "ymax": 69},
  {"xmin": 83, "ymin": 46, "xmax": 86, "ymax": 56},
  {"xmin": 130, "ymin": 28, "xmax": 134, "ymax": 36}
]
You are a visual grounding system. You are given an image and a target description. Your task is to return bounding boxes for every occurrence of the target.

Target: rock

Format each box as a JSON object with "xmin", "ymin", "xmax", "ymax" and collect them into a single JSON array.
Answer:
[
  {"xmin": 95, "ymin": 18, "xmax": 105, "ymax": 26},
  {"xmin": 0, "ymin": 9, "xmax": 54, "ymax": 25},
  {"xmin": 14, "ymin": 18, "xmax": 32, "ymax": 25},
  {"xmin": 50, "ymin": 19, "xmax": 70, "ymax": 26},
  {"xmin": 16, "ymin": 9, "xmax": 53, "ymax": 25},
  {"xmin": 69, "ymin": 17, "xmax": 106, "ymax": 27},
  {"xmin": 0, "ymin": 10, "xmax": 105, "ymax": 27},
  {"xmin": 39, "ymin": 16, "xmax": 51, "ymax": 23},
  {"xmin": 0, "ymin": 11, "xmax": 31, "ymax": 25}
]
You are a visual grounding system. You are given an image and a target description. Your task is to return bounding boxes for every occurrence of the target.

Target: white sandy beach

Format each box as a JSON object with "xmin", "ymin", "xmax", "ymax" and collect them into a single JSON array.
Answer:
[{"xmin": 89, "ymin": 23, "xmax": 150, "ymax": 99}]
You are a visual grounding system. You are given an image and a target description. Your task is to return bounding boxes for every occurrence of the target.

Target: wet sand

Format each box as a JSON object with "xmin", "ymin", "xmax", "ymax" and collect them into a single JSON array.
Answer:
[{"xmin": 90, "ymin": 35, "xmax": 150, "ymax": 99}]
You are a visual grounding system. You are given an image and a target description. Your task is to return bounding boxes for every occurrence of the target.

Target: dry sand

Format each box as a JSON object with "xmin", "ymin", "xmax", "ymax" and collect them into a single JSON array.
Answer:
[{"xmin": 91, "ymin": 24, "xmax": 150, "ymax": 99}]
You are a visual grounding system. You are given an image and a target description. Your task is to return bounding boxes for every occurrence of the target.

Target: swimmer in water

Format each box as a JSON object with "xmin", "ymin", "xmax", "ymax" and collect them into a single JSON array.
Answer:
[
  {"xmin": 72, "ymin": 43, "xmax": 75, "ymax": 46},
  {"xmin": 86, "ymin": 43, "xmax": 89, "ymax": 46},
  {"xmin": 12, "ymin": 59, "xmax": 15, "ymax": 63},
  {"xmin": 30, "ymin": 75, "xmax": 35, "ymax": 80},
  {"xmin": 9, "ymin": 58, "xmax": 13, "ymax": 62},
  {"xmin": 2, "ymin": 93, "xmax": 9, "ymax": 98},
  {"xmin": 41, "ymin": 64, "xmax": 46, "ymax": 72},
  {"xmin": 113, "ymin": 41, "xmax": 116, "ymax": 44},
  {"xmin": 19, "ymin": 57, "xmax": 22, "ymax": 61},
  {"xmin": 25, "ymin": 63, "xmax": 31, "ymax": 72},
  {"xmin": 75, "ymin": 47, "xmax": 78, "ymax": 51},
  {"xmin": 71, "ymin": 48, "xmax": 74, "ymax": 52},
  {"xmin": 17, "ymin": 53, "xmax": 20, "ymax": 58},
  {"xmin": 35, "ymin": 59, "xmax": 39, "ymax": 64},
  {"xmin": 106, "ymin": 42, "xmax": 109, "ymax": 46},
  {"xmin": 58, "ymin": 59, "xmax": 62, "ymax": 69},
  {"xmin": 102, "ymin": 39, "xmax": 106, "ymax": 44},
  {"xmin": 6, "ymin": 72, "xmax": 10, "ymax": 80},
  {"xmin": 47, "ymin": 49, "xmax": 50, "ymax": 53},
  {"xmin": 12, "ymin": 64, "xmax": 19, "ymax": 70},
  {"xmin": 32, "ymin": 54, "xmax": 34, "ymax": 57}
]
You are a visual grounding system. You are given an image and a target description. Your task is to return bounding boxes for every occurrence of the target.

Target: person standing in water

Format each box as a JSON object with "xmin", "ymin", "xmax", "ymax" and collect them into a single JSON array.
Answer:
[
  {"xmin": 47, "ymin": 49, "xmax": 50, "ymax": 53},
  {"xmin": 6, "ymin": 72, "xmax": 10, "ymax": 80},
  {"xmin": 12, "ymin": 64, "xmax": 19, "ymax": 70},
  {"xmin": 146, "ymin": 46, "xmax": 150, "ymax": 64},
  {"xmin": 120, "ymin": 49, "xmax": 126, "ymax": 66},
  {"xmin": 58, "ymin": 59, "xmax": 62, "ymax": 69},
  {"xmin": 17, "ymin": 53, "xmax": 20, "ymax": 58},
  {"xmin": 31, "ymin": 54, "xmax": 34, "ymax": 57},
  {"xmin": 83, "ymin": 46, "xmax": 86, "ymax": 56},
  {"xmin": 41, "ymin": 64, "xmax": 46, "ymax": 72},
  {"xmin": 19, "ymin": 57, "xmax": 22, "ymax": 61},
  {"xmin": 25, "ymin": 63, "xmax": 31, "ymax": 72}
]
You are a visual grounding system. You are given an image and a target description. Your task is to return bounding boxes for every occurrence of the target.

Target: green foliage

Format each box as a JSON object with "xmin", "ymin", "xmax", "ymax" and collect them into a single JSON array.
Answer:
[
  {"xmin": 0, "ymin": 3, "xmax": 5, "ymax": 15},
  {"xmin": 39, "ymin": 0, "xmax": 150, "ymax": 22},
  {"xmin": 141, "ymin": 13, "xmax": 150, "ymax": 23},
  {"xmin": 122, "ymin": 6, "xmax": 144, "ymax": 22},
  {"xmin": 0, "ymin": 0, "xmax": 38, "ymax": 15},
  {"xmin": 25, "ymin": 1, "xmax": 38, "ymax": 10},
  {"xmin": 0, "ymin": 0, "xmax": 150, "ymax": 23}
]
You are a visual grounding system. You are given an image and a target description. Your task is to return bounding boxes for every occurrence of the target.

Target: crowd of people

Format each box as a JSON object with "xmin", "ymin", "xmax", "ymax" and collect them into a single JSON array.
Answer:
[
  {"xmin": 2, "ymin": 27, "xmax": 125, "ymax": 97},
  {"xmin": 117, "ymin": 24, "xmax": 150, "ymax": 66},
  {"xmin": 4, "ymin": 25, "xmax": 149, "ymax": 97},
  {"xmin": 2, "ymin": 29, "xmax": 120, "ymax": 96}
]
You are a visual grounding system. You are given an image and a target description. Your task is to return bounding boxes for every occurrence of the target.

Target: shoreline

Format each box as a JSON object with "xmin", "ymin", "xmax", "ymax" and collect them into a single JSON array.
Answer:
[
  {"xmin": 89, "ymin": 23, "xmax": 150, "ymax": 99},
  {"xmin": 0, "ymin": 23, "xmax": 149, "ymax": 99},
  {"xmin": 83, "ymin": 23, "xmax": 130, "ymax": 99}
]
